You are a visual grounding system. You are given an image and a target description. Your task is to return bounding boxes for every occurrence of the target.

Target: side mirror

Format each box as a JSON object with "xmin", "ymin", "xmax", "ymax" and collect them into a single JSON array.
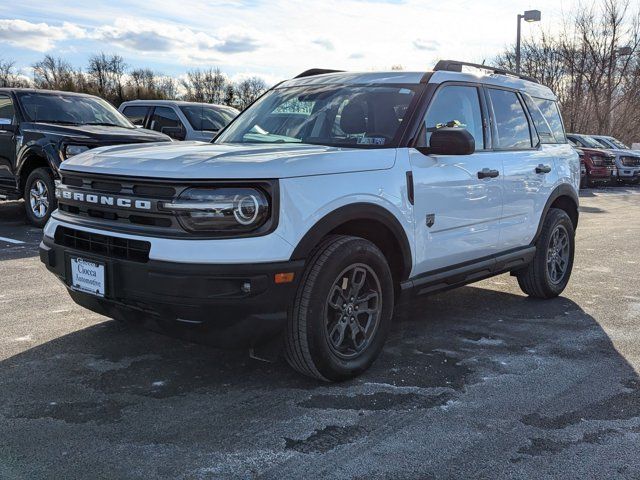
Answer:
[
  {"xmin": 428, "ymin": 128, "xmax": 475, "ymax": 155},
  {"xmin": 161, "ymin": 126, "xmax": 186, "ymax": 141},
  {"xmin": 0, "ymin": 123, "xmax": 17, "ymax": 133}
]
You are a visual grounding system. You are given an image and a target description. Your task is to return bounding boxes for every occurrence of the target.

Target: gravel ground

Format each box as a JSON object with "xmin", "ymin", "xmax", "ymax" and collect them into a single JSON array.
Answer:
[{"xmin": 0, "ymin": 186, "xmax": 639, "ymax": 479}]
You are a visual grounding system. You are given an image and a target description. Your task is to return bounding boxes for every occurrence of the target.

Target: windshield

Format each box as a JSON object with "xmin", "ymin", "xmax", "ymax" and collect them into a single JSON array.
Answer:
[
  {"xmin": 18, "ymin": 92, "xmax": 133, "ymax": 128},
  {"xmin": 180, "ymin": 105, "xmax": 237, "ymax": 132},
  {"xmin": 606, "ymin": 136, "xmax": 629, "ymax": 149},
  {"xmin": 215, "ymin": 85, "xmax": 418, "ymax": 148},
  {"xmin": 577, "ymin": 135, "xmax": 605, "ymax": 149}
]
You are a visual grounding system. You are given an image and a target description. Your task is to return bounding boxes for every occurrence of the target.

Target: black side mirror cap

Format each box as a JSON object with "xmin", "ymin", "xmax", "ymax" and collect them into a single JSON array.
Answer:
[{"xmin": 428, "ymin": 128, "xmax": 475, "ymax": 155}]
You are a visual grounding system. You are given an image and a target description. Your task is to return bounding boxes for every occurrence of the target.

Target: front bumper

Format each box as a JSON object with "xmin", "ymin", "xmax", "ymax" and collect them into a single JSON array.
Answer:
[
  {"xmin": 40, "ymin": 236, "xmax": 304, "ymax": 347},
  {"xmin": 616, "ymin": 167, "xmax": 640, "ymax": 180}
]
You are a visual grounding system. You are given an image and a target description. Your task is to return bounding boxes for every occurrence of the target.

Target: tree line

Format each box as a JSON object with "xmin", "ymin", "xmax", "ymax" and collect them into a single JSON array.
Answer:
[
  {"xmin": 495, "ymin": 0, "xmax": 640, "ymax": 144},
  {"xmin": 0, "ymin": 53, "xmax": 268, "ymax": 110}
]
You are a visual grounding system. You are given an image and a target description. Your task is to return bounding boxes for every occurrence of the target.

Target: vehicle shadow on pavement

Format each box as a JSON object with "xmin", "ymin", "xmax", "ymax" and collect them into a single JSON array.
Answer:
[
  {"xmin": 1, "ymin": 284, "xmax": 639, "ymax": 479},
  {"xmin": 0, "ymin": 200, "xmax": 42, "ymax": 261}
]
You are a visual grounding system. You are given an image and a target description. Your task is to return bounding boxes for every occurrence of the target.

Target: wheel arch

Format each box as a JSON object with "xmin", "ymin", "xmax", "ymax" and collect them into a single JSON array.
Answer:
[
  {"xmin": 17, "ymin": 146, "xmax": 56, "ymax": 195},
  {"xmin": 533, "ymin": 184, "xmax": 579, "ymax": 243},
  {"xmin": 290, "ymin": 203, "xmax": 413, "ymax": 286}
]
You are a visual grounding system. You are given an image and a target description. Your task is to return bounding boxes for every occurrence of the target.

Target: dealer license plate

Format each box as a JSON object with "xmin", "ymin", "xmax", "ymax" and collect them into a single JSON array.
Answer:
[{"xmin": 70, "ymin": 257, "xmax": 105, "ymax": 297}]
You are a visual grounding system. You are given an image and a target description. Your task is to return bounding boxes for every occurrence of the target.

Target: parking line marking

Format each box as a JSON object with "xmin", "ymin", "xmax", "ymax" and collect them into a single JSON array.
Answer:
[{"xmin": 0, "ymin": 236, "xmax": 25, "ymax": 245}]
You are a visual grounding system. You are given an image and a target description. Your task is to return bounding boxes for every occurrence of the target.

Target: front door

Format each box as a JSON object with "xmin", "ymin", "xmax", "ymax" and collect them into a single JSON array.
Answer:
[
  {"xmin": 409, "ymin": 83, "xmax": 503, "ymax": 275},
  {"xmin": 0, "ymin": 94, "xmax": 17, "ymax": 190}
]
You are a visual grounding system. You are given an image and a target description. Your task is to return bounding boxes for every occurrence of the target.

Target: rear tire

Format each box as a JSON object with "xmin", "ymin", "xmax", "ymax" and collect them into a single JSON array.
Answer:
[
  {"xmin": 516, "ymin": 208, "xmax": 575, "ymax": 299},
  {"xmin": 285, "ymin": 235, "xmax": 394, "ymax": 381},
  {"xmin": 23, "ymin": 167, "xmax": 56, "ymax": 228}
]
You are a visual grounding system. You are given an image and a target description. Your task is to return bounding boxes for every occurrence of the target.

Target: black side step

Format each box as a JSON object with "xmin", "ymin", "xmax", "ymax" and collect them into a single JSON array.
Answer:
[{"xmin": 400, "ymin": 246, "xmax": 536, "ymax": 298}]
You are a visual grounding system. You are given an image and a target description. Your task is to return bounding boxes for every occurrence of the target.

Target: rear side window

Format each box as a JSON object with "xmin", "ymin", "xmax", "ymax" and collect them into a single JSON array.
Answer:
[
  {"xmin": 122, "ymin": 105, "xmax": 150, "ymax": 126},
  {"xmin": 530, "ymin": 97, "xmax": 566, "ymax": 143},
  {"xmin": 420, "ymin": 85, "xmax": 485, "ymax": 149},
  {"xmin": 522, "ymin": 94, "xmax": 554, "ymax": 144},
  {"xmin": 488, "ymin": 89, "xmax": 532, "ymax": 149},
  {"xmin": 0, "ymin": 95, "xmax": 15, "ymax": 124},
  {"xmin": 150, "ymin": 106, "xmax": 183, "ymax": 133}
]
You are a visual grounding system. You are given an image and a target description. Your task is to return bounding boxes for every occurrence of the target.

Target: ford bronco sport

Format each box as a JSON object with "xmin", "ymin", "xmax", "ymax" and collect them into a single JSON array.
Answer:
[
  {"xmin": 0, "ymin": 89, "xmax": 171, "ymax": 226},
  {"xmin": 40, "ymin": 61, "xmax": 580, "ymax": 381}
]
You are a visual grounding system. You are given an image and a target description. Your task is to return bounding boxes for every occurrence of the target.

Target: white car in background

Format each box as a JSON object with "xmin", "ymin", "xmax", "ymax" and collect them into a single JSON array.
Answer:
[{"xmin": 119, "ymin": 100, "xmax": 238, "ymax": 142}]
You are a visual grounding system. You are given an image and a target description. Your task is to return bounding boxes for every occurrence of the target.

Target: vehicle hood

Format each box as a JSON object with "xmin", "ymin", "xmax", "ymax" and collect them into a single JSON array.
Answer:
[
  {"xmin": 606, "ymin": 148, "xmax": 640, "ymax": 157},
  {"xmin": 22, "ymin": 122, "xmax": 172, "ymax": 144},
  {"xmin": 575, "ymin": 147, "xmax": 615, "ymax": 157},
  {"xmin": 60, "ymin": 142, "xmax": 397, "ymax": 179}
]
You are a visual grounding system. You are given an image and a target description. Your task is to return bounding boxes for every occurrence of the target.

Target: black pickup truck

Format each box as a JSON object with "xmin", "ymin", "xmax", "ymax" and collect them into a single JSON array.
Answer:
[{"xmin": 0, "ymin": 88, "xmax": 171, "ymax": 226}]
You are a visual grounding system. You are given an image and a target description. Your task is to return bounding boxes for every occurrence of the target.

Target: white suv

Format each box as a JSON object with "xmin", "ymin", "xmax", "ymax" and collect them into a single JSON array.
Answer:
[{"xmin": 40, "ymin": 61, "xmax": 580, "ymax": 381}]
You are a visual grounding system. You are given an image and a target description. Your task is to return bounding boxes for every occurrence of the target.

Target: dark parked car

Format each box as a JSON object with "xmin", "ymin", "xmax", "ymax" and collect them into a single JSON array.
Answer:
[
  {"xmin": 567, "ymin": 134, "xmax": 617, "ymax": 187},
  {"xmin": 0, "ymin": 89, "xmax": 171, "ymax": 226}
]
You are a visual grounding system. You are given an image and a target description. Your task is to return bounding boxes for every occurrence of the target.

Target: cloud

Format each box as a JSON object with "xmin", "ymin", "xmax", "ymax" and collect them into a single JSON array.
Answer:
[
  {"xmin": 349, "ymin": 52, "xmax": 365, "ymax": 59},
  {"xmin": 312, "ymin": 38, "xmax": 335, "ymax": 51},
  {"xmin": 215, "ymin": 34, "xmax": 261, "ymax": 54},
  {"xmin": 412, "ymin": 38, "xmax": 440, "ymax": 51},
  {"xmin": 0, "ymin": 19, "xmax": 85, "ymax": 51}
]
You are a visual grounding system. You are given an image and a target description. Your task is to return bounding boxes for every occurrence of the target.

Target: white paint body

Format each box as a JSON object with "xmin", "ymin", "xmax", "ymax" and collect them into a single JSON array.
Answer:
[{"xmin": 48, "ymin": 70, "xmax": 579, "ymax": 279}]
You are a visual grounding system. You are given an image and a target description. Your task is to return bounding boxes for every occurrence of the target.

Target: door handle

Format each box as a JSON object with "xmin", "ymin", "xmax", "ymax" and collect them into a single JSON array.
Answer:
[
  {"xmin": 477, "ymin": 168, "xmax": 500, "ymax": 179},
  {"xmin": 536, "ymin": 164, "xmax": 552, "ymax": 174}
]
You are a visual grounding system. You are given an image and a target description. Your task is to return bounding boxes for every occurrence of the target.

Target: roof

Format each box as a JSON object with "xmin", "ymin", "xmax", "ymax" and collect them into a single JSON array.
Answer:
[
  {"xmin": 0, "ymin": 87, "xmax": 98, "ymax": 97},
  {"xmin": 279, "ymin": 68, "xmax": 556, "ymax": 101},
  {"xmin": 120, "ymin": 99, "xmax": 238, "ymax": 111}
]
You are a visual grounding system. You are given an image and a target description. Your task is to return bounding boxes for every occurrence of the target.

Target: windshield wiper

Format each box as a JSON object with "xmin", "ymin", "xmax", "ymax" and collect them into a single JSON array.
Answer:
[
  {"xmin": 84, "ymin": 122, "xmax": 127, "ymax": 127},
  {"xmin": 35, "ymin": 120, "xmax": 81, "ymax": 125}
]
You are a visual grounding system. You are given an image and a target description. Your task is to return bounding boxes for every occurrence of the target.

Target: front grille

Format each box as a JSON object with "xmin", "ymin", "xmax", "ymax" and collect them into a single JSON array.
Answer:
[
  {"xmin": 58, "ymin": 173, "xmax": 182, "ymax": 233},
  {"xmin": 603, "ymin": 158, "xmax": 615, "ymax": 166},
  {"xmin": 55, "ymin": 226, "xmax": 151, "ymax": 262},
  {"xmin": 621, "ymin": 156, "xmax": 640, "ymax": 167}
]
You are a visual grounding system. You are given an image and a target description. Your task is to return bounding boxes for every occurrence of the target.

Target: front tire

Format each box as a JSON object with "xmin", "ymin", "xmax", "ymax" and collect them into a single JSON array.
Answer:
[
  {"xmin": 516, "ymin": 208, "xmax": 575, "ymax": 299},
  {"xmin": 24, "ymin": 168, "xmax": 56, "ymax": 227},
  {"xmin": 285, "ymin": 235, "xmax": 394, "ymax": 381}
]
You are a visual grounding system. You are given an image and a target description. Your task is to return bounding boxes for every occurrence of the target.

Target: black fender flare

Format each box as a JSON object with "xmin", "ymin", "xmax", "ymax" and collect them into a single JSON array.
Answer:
[
  {"xmin": 532, "ymin": 184, "xmax": 579, "ymax": 243},
  {"xmin": 290, "ymin": 202, "xmax": 413, "ymax": 280}
]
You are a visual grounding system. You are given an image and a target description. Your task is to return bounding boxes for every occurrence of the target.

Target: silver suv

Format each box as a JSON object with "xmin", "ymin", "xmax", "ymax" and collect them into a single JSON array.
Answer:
[{"xmin": 119, "ymin": 100, "xmax": 238, "ymax": 142}]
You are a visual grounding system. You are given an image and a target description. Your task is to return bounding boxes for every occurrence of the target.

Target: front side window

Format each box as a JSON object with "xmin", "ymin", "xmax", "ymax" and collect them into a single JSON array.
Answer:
[
  {"xmin": 531, "ymin": 97, "xmax": 566, "ymax": 143},
  {"xmin": 488, "ymin": 89, "xmax": 532, "ymax": 149},
  {"xmin": 418, "ymin": 85, "xmax": 484, "ymax": 149},
  {"xmin": 122, "ymin": 105, "xmax": 150, "ymax": 126},
  {"xmin": 215, "ymin": 85, "xmax": 418, "ymax": 148},
  {"xmin": 150, "ymin": 106, "xmax": 183, "ymax": 135},
  {"xmin": 0, "ymin": 95, "xmax": 15, "ymax": 125},
  {"xmin": 17, "ymin": 92, "xmax": 132, "ymax": 128},
  {"xmin": 180, "ymin": 105, "xmax": 237, "ymax": 132}
]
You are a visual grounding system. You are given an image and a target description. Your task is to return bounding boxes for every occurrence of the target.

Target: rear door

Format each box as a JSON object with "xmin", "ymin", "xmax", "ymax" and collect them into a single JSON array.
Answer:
[
  {"xmin": 121, "ymin": 105, "xmax": 151, "ymax": 128},
  {"xmin": 486, "ymin": 87, "xmax": 555, "ymax": 250},
  {"xmin": 409, "ymin": 83, "xmax": 503, "ymax": 274},
  {"xmin": 0, "ymin": 94, "xmax": 17, "ymax": 190}
]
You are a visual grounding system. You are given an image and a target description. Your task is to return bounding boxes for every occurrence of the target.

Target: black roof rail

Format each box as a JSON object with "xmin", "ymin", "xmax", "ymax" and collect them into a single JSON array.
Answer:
[
  {"xmin": 294, "ymin": 68, "xmax": 345, "ymax": 79},
  {"xmin": 433, "ymin": 60, "xmax": 539, "ymax": 84}
]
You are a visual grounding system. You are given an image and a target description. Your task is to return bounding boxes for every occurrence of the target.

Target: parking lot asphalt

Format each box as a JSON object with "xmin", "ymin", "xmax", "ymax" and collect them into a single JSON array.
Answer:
[{"xmin": 1, "ymin": 187, "xmax": 639, "ymax": 480}]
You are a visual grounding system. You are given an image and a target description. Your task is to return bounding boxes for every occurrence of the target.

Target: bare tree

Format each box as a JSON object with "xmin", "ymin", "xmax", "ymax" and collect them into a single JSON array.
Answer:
[
  {"xmin": 235, "ymin": 76, "xmax": 267, "ymax": 109},
  {"xmin": 32, "ymin": 55, "xmax": 75, "ymax": 90},
  {"xmin": 494, "ymin": 0, "xmax": 640, "ymax": 144},
  {"xmin": 181, "ymin": 68, "xmax": 228, "ymax": 104},
  {"xmin": 0, "ymin": 58, "xmax": 29, "ymax": 87}
]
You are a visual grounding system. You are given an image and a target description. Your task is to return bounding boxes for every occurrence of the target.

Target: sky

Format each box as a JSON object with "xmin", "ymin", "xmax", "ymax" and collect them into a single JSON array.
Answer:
[{"xmin": 0, "ymin": 0, "xmax": 582, "ymax": 86}]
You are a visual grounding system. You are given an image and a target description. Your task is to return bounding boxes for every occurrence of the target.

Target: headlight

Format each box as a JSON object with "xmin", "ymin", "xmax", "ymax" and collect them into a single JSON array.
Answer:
[
  {"xmin": 163, "ymin": 187, "xmax": 270, "ymax": 233},
  {"xmin": 64, "ymin": 144, "xmax": 90, "ymax": 158},
  {"xmin": 590, "ymin": 155, "xmax": 605, "ymax": 166}
]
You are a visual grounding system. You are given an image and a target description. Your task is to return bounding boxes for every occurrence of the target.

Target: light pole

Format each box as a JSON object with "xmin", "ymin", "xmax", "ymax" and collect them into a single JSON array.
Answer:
[{"xmin": 516, "ymin": 9, "xmax": 541, "ymax": 74}]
